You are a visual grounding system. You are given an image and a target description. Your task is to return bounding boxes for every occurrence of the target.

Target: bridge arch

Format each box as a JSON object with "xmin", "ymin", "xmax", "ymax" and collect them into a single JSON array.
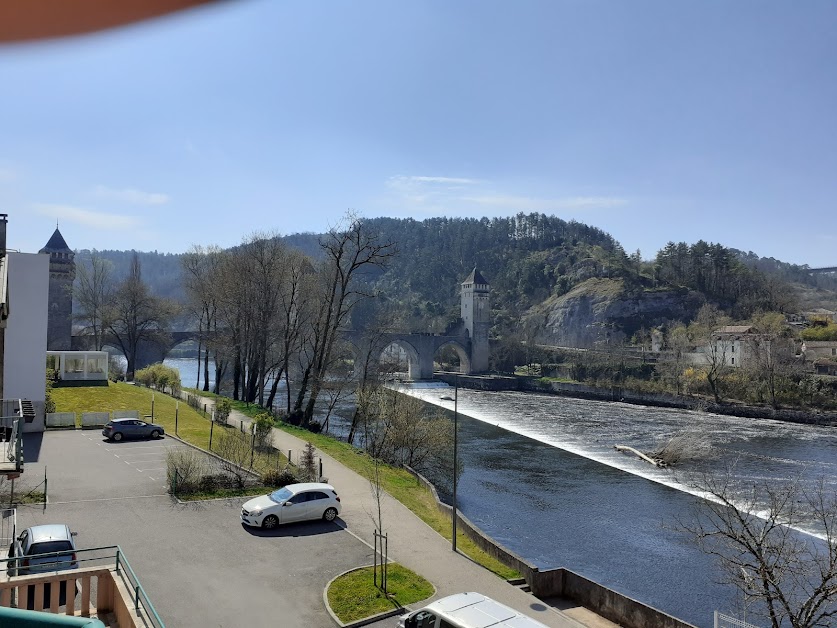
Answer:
[{"xmin": 434, "ymin": 340, "xmax": 471, "ymax": 374}]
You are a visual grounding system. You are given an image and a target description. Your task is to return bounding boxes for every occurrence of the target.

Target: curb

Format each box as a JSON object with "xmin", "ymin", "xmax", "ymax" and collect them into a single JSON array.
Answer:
[{"xmin": 323, "ymin": 564, "xmax": 433, "ymax": 628}]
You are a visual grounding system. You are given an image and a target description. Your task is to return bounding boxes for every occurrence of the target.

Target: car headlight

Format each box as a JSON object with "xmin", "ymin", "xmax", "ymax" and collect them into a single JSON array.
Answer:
[{"xmin": 250, "ymin": 509, "xmax": 262, "ymax": 517}]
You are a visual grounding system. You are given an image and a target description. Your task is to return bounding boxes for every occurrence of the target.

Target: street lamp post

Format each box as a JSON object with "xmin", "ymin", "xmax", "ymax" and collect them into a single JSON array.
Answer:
[{"xmin": 452, "ymin": 374, "xmax": 458, "ymax": 553}]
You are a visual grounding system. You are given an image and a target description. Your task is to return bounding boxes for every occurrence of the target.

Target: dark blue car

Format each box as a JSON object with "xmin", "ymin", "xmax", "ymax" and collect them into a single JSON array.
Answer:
[{"xmin": 102, "ymin": 418, "xmax": 165, "ymax": 441}]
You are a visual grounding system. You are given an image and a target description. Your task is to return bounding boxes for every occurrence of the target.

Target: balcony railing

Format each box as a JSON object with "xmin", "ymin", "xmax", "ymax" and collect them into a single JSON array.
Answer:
[
  {"xmin": 1, "ymin": 546, "xmax": 163, "ymax": 627},
  {"xmin": 0, "ymin": 399, "xmax": 24, "ymax": 476}
]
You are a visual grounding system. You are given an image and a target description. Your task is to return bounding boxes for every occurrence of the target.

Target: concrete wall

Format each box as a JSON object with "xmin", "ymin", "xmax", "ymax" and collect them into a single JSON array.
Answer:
[
  {"xmin": 4, "ymin": 253, "xmax": 49, "ymax": 432},
  {"xmin": 402, "ymin": 466, "xmax": 696, "ymax": 628}
]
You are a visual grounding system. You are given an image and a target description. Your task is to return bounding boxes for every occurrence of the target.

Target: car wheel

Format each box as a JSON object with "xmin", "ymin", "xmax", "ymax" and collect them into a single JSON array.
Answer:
[
  {"xmin": 323, "ymin": 507, "xmax": 338, "ymax": 522},
  {"xmin": 262, "ymin": 515, "xmax": 279, "ymax": 529},
  {"xmin": 112, "ymin": 432, "xmax": 123, "ymax": 442},
  {"xmin": 150, "ymin": 429, "xmax": 161, "ymax": 439}
]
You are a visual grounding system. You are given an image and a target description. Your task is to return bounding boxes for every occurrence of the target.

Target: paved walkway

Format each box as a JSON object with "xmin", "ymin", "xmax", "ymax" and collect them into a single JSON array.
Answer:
[{"xmin": 201, "ymin": 395, "xmax": 618, "ymax": 628}]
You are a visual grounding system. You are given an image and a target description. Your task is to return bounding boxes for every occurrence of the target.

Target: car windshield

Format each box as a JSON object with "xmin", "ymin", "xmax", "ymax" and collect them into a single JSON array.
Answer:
[
  {"xmin": 29, "ymin": 541, "xmax": 73, "ymax": 555},
  {"xmin": 268, "ymin": 488, "xmax": 293, "ymax": 503}
]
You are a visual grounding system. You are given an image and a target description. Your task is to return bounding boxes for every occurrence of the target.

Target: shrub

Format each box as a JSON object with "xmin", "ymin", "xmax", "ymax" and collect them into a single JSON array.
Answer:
[
  {"xmin": 262, "ymin": 467, "xmax": 297, "ymax": 488},
  {"xmin": 284, "ymin": 410, "xmax": 304, "ymax": 426},
  {"xmin": 135, "ymin": 363, "xmax": 182, "ymax": 396},
  {"xmin": 307, "ymin": 420, "xmax": 322, "ymax": 434},
  {"xmin": 166, "ymin": 448, "xmax": 208, "ymax": 494},
  {"xmin": 252, "ymin": 413, "xmax": 274, "ymax": 449},
  {"xmin": 214, "ymin": 398, "xmax": 232, "ymax": 424}
]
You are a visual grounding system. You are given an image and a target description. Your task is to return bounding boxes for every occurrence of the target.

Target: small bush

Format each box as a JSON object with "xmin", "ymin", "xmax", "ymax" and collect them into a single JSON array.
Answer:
[
  {"xmin": 307, "ymin": 420, "xmax": 322, "ymax": 434},
  {"xmin": 252, "ymin": 413, "xmax": 274, "ymax": 448},
  {"xmin": 214, "ymin": 398, "xmax": 232, "ymax": 424},
  {"xmin": 262, "ymin": 467, "xmax": 297, "ymax": 488},
  {"xmin": 166, "ymin": 448, "xmax": 208, "ymax": 494}
]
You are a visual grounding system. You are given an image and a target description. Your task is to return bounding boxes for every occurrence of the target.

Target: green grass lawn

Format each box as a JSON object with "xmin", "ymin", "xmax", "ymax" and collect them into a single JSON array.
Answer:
[{"xmin": 327, "ymin": 564, "xmax": 433, "ymax": 623}]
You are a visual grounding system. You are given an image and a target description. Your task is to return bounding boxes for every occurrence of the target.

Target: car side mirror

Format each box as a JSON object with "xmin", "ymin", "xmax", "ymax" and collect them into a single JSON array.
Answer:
[
  {"xmin": 71, "ymin": 532, "xmax": 78, "ymax": 537},
  {"xmin": 283, "ymin": 502, "xmax": 293, "ymax": 507}
]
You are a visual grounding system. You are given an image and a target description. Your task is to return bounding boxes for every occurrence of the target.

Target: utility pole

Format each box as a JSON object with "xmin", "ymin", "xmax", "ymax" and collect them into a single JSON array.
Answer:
[{"xmin": 452, "ymin": 374, "xmax": 458, "ymax": 553}]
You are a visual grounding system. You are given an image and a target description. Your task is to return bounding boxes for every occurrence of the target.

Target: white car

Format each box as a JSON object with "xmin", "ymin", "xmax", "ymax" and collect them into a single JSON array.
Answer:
[{"xmin": 240, "ymin": 482, "xmax": 341, "ymax": 529}]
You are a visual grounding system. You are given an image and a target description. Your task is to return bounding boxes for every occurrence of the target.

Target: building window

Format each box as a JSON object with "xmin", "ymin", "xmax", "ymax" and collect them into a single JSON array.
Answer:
[
  {"xmin": 833, "ymin": 348, "xmax": 836, "ymax": 356},
  {"xmin": 731, "ymin": 357, "xmax": 735, "ymax": 365}
]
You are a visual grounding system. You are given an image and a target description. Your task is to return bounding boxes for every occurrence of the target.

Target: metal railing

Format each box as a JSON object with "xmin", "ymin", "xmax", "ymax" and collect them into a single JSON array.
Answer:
[
  {"xmin": 2, "ymin": 545, "xmax": 164, "ymax": 628},
  {"xmin": 0, "ymin": 399, "xmax": 23, "ymax": 472}
]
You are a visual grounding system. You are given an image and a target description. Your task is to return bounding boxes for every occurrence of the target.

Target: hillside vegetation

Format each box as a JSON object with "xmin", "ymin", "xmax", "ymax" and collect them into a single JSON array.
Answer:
[{"xmin": 75, "ymin": 213, "xmax": 837, "ymax": 345}]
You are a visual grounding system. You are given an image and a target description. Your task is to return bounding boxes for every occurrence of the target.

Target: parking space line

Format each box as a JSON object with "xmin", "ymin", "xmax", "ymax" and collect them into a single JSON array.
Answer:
[{"xmin": 46, "ymin": 494, "xmax": 170, "ymax": 505}]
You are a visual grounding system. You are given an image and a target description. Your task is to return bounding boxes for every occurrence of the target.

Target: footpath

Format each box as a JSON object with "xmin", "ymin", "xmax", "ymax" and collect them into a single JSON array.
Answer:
[{"xmin": 201, "ymin": 396, "xmax": 617, "ymax": 628}]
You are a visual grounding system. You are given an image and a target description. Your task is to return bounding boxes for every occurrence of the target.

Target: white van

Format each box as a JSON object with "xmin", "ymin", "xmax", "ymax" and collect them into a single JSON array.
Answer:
[{"xmin": 397, "ymin": 592, "xmax": 549, "ymax": 628}]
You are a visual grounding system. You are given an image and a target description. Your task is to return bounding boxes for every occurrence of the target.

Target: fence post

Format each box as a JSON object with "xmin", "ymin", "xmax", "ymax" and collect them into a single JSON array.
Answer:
[
  {"xmin": 319, "ymin": 458, "xmax": 323, "ymax": 480},
  {"xmin": 209, "ymin": 420, "xmax": 214, "ymax": 451},
  {"xmin": 175, "ymin": 402, "xmax": 179, "ymax": 436},
  {"xmin": 250, "ymin": 432, "xmax": 255, "ymax": 469},
  {"xmin": 288, "ymin": 450, "xmax": 292, "ymax": 465}
]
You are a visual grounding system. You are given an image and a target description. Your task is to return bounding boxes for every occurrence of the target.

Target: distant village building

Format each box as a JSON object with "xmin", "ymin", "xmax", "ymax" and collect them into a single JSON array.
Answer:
[
  {"xmin": 39, "ymin": 227, "xmax": 75, "ymax": 351},
  {"xmin": 707, "ymin": 325, "xmax": 757, "ymax": 368},
  {"xmin": 801, "ymin": 340, "xmax": 837, "ymax": 375}
]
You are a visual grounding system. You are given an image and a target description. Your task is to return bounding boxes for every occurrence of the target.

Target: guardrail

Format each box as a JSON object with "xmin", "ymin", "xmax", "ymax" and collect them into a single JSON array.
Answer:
[
  {"xmin": 0, "ymin": 412, "xmax": 23, "ymax": 473},
  {"xmin": 1, "ymin": 546, "xmax": 163, "ymax": 628}
]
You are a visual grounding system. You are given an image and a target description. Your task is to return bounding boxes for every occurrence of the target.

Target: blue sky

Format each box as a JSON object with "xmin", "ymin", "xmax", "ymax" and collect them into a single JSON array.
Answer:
[{"xmin": 2, "ymin": 0, "xmax": 835, "ymax": 266}]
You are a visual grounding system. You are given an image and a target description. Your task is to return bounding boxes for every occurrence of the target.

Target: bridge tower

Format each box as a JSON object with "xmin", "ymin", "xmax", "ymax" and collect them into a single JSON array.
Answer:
[
  {"xmin": 39, "ymin": 227, "xmax": 75, "ymax": 351},
  {"xmin": 460, "ymin": 268, "xmax": 490, "ymax": 372}
]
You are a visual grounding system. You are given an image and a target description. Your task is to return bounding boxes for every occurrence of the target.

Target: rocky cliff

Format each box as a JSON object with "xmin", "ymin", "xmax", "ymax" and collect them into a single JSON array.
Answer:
[{"xmin": 525, "ymin": 278, "xmax": 704, "ymax": 348}]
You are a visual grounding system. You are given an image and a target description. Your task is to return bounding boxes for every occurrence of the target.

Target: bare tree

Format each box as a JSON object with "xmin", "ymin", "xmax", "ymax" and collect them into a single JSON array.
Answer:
[
  {"xmin": 74, "ymin": 250, "xmax": 114, "ymax": 350},
  {"xmin": 214, "ymin": 429, "xmax": 254, "ymax": 488},
  {"xmin": 678, "ymin": 472, "xmax": 837, "ymax": 628},
  {"xmin": 295, "ymin": 214, "xmax": 397, "ymax": 425},
  {"xmin": 691, "ymin": 304, "xmax": 732, "ymax": 403},
  {"xmin": 105, "ymin": 253, "xmax": 177, "ymax": 379},
  {"xmin": 746, "ymin": 312, "xmax": 803, "ymax": 409}
]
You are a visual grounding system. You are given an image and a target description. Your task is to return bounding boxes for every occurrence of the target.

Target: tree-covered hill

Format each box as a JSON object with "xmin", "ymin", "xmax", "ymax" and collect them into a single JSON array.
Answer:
[{"xmin": 73, "ymin": 214, "xmax": 837, "ymax": 345}]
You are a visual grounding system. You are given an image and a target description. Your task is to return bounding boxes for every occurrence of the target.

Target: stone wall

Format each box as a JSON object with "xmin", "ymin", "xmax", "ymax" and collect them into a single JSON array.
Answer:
[{"xmin": 436, "ymin": 374, "xmax": 837, "ymax": 427}]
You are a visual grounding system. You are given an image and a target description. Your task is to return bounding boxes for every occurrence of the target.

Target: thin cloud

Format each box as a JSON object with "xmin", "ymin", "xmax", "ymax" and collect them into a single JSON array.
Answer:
[
  {"xmin": 93, "ymin": 185, "xmax": 170, "ymax": 205},
  {"xmin": 387, "ymin": 175, "xmax": 479, "ymax": 189},
  {"xmin": 463, "ymin": 195, "xmax": 628, "ymax": 211},
  {"xmin": 34, "ymin": 204, "xmax": 141, "ymax": 230}
]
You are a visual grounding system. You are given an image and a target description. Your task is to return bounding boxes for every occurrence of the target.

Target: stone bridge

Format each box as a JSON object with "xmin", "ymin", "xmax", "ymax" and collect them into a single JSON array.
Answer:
[
  {"xmin": 72, "ymin": 331, "xmax": 203, "ymax": 372},
  {"xmin": 342, "ymin": 323, "xmax": 476, "ymax": 380}
]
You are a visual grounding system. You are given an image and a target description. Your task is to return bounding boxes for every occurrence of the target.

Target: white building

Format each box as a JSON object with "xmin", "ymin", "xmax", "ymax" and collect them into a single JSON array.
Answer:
[
  {"xmin": 47, "ymin": 350, "xmax": 108, "ymax": 382},
  {"xmin": 4, "ymin": 252, "xmax": 50, "ymax": 432}
]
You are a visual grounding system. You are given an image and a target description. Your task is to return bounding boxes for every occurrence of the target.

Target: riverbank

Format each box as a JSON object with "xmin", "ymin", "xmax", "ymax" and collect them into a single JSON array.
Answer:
[{"xmin": 435, "ymin": 373, "xmax": 837, "ymax": 427}]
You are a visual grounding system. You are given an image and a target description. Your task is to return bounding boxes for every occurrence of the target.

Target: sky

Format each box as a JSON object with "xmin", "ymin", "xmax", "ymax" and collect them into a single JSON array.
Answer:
[{"xmin": 1, "ymin": 0, "xmax": 835, "ymax": 266}]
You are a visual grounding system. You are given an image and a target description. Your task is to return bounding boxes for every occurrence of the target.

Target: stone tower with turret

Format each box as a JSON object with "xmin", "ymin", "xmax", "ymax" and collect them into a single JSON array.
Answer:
[
  {"xmin": 460, "ymin": 268, "xmax": 490, "ymax": 373},
  {"xmin": 39, "ymin": 228, "xmax": 75, "ymax": 350}
]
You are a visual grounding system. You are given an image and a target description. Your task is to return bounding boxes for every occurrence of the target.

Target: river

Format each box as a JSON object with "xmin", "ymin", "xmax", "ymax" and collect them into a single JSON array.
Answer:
[{"xmin": 165, "ymin": 358, "xmax": 837, "ymax": 627}]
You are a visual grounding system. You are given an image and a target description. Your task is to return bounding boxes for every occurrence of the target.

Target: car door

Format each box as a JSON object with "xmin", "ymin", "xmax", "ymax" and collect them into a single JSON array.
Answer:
[
  {"xmin": 281, "ymin": 491, "xmax": 310, "ymax": 523},
  {"xmin": 305, "ymin": 491, "xmax": 329, "ymax": 521}
]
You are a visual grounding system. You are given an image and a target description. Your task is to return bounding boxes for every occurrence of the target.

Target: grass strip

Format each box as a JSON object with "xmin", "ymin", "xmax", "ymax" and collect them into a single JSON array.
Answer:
[{"xmin": 327, "ymin": 564, "xmax": 433, "ymax": 623}]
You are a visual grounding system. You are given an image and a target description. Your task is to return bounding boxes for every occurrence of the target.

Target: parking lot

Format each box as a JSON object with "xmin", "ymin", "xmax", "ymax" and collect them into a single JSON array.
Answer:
[{"xmin": 15, "ymin": 430, "xmax": 375, "ymax": 627}]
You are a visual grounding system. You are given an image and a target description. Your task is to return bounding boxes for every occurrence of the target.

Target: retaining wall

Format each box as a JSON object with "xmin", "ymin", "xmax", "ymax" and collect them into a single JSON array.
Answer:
[
  {"xmin": 403, "ymin": 466, "xmax": 696, "ymax": 628},
  {"xmin": 45, "ymin": 412, "xmax": 76, "ymax": 428},
  {"xmin": 113, "ymin": 410, "xmax": 139, "ymax": 419},
  {"xmin": 81, "ymin": 412, "xmax": 109, "ymax": 428}
]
